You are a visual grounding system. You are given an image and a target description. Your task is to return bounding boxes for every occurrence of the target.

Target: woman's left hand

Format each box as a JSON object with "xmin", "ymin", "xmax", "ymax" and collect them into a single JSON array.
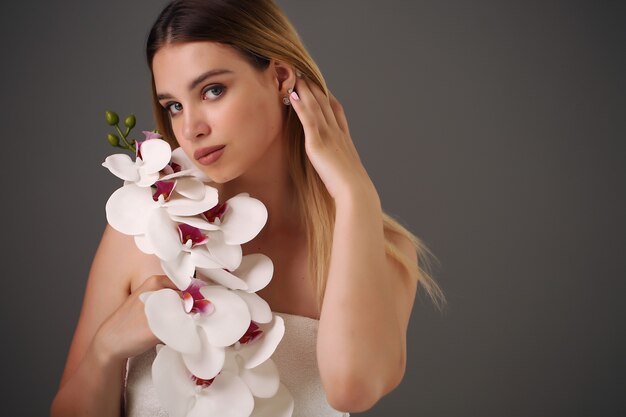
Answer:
[{"xmin": 289, "ymin": 75, "xmax": 376, "ymax": 202}]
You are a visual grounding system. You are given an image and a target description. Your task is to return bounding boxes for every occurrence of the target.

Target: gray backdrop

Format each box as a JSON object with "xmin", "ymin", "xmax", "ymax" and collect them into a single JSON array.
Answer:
[{"xmin": 1, "ymin": 1, "xmax": 624, "ymax": 416}]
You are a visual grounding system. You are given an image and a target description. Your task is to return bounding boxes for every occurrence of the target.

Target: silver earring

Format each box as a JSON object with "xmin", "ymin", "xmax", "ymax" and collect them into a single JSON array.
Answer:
[{"xmin": 283, "ymin": 87, "xmax": 294, "ymax": 106}]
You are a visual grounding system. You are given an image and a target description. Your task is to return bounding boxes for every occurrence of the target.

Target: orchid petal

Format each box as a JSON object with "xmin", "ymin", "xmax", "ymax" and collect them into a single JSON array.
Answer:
[
  {"xmin": 241, "ymin": 358, "xmax": 280, "ymax": 398},
  {"xmin": 206, "ymin": 231, "xmax": 242, "ymax": 271},
  {"xmin": 142, "ymin": 131, "xmax": 162, "ymax": 140},
  {"xmin": 135, "ymin": 169, "xmax": 160, "ymax": 187},
  {"xmin": 105, "ymin": 184, "xmax": 154, "ymax": 235},
  {"xmin": 165, "ymin": 186, "xmax": 219, "ymax": 216},
  {"xmin": 182, "ymin": 327, "xmax": 226, "ymax": 380},
  {"xmin": 189, "ymin": 245, "xmax": 224, "ymax": 269},
  {"xmin": 238, "ymin": 316, "xmax": 285, "ymax": 369},
  {"xmin": 174, "ymin": 177, "xmax": 206, "ymax": 200},
  {"xmin": 138, "ymin": 138, "xmax": 171, "ymax": 173},
  {"xmin": 197, "ymin": 286, "xmax": 250, "ymax": 347},
  {"xmin": 171, "ymin": 147, "xmax": 211, "ymax": 180},
  {"xmin": 170, "ymin": 147, "xmax": 195, "ymax": 170},
  {"xmin": 170, "ymin": 215, "xmax": 220, "ymax": 231},
  {"xmin": 102, "ymin": 154, "xmax": 140, "ymax": 182},
  {"xmin": 144, "ymin": 289, "xmax": 200, "ymax": 354},
  {"xmin": 236, "ymin": 291, "xmax": 272, "ymax": 324},
  {"xmin": 220, "ymin": 194, "xmax": 268, "ymax": 245},
  {"xmin": 160, "ymin": 168, "xmax": 199, "ymax": 180},
  {"xmin": 146, "ymin": 209, "xmax": 181, "ymax": 261},
  {"xmin": 249, "ymin": 383, "xmax": 294, "ymax": 417},
  {"xmin": 237, "ymin": 254, "xmax": 274, "ymax": 293},
  {"xmin": 161, "ymin": 254, "xmax": 194, "ymax": 291},
  {"xmin": 138, "ymin": 291, "xmax": 154, "ymax": 304},
  {"xmin": 152, "ymin": 345, "xmax": 195, "ymax": 417},
  {"xmin": 196, "ymin": 267, "xmax": 248, "ymax": 291},
  {"xmin": 133, "ymin": 235, "xmax": 155, "ymax": 255},
  {"xmin": 221, "ymin": 349, "xmax": 240, "ymax": 374},
  {"xmin": 187, "ymin": 372, "xmax": 254, "ymax": 417}
]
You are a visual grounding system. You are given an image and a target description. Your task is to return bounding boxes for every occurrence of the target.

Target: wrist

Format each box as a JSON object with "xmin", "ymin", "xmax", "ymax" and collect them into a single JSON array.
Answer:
[{"xmin": 334, "ymin": 181, "xmax": 381, "ymax": 214}]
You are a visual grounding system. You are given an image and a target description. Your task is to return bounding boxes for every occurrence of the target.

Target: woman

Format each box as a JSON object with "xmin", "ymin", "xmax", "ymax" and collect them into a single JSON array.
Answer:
[{"xmin": 51, "ymin": 1, "xmax": 443, "ymax": 416}]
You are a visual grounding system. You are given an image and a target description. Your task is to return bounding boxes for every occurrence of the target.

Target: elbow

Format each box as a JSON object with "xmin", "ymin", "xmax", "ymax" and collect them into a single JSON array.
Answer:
[{"xmin": 324, "ymin": 366, "xmax": 405, "ymax": 413}]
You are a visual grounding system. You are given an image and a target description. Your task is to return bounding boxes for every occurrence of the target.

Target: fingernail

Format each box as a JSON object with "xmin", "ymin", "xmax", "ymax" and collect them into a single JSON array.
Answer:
[{"xmin": 290, "ymin": 91, "xmax": 300, "ymax": 101}]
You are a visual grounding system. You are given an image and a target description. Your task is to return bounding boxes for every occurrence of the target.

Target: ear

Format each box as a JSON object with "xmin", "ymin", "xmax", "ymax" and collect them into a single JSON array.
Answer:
[{"xmin": 271, "ymin": 60, "xmax": 297, "ymax": 96}]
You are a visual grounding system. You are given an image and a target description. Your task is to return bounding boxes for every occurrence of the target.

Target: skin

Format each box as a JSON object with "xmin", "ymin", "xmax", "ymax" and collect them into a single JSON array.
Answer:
[{"xmin": 51, "ymin": 41, "xmax": 417, "ymax": 416}]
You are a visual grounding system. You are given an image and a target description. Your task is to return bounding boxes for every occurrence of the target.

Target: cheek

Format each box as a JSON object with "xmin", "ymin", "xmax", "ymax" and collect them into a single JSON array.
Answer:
[{"xmin": 232, "ymin": 93, "xmax": 282, "ymax": 146}]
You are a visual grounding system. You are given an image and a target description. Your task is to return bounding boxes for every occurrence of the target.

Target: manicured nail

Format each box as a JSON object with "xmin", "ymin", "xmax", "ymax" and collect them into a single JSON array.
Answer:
[{"xmin": 290, "ymin": 90, "xmax": 300, "ymax": 101}]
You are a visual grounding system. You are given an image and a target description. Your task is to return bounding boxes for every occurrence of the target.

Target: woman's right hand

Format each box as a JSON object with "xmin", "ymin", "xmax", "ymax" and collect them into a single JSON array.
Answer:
[{"xmin": 93, "ymin": 274, "xmax": 178, "ymax": 362}]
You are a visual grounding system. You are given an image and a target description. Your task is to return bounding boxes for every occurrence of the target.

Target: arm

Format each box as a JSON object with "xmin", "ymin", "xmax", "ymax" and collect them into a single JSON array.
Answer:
[
  {"xmin": 288, "ymin": 74, "xmax": 418, "ymax": 412},
  {"xmin": 317, "ymin": 188, "xmax": 417, "ymax": 412},
  {"xmin": 50, "ymin": 225, "xmax": 174, "ymax": 417}
]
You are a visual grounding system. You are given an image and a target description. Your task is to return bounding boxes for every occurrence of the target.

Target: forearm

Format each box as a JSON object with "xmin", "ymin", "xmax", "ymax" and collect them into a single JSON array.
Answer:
[
  {"xmin": 317, "ymin": 184, "xmax": 405, "ymax": 410},
  {"xmin": 51, "ymin": 340, "xmax": 126, "ymax": 417}
]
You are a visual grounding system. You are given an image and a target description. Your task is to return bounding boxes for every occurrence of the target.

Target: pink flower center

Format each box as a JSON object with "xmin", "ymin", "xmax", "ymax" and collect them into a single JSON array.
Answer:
[
  {"xmin": 191, "ymin": 374, "xmax": 216, "ymax": 388},
  {"xmin": 152, "ymin": 180, "xmax": 176, "ymax": 202},
  {"xmin": 182, "ymin": 278, "xmax": 214, "ymax": 314},
  {"xmin": 203, "ymin": 202, "xmax": 228, "ymax": 223},
  {"xmin": 239, "ymin": 322, "xmax": 263, "ymax": 344},
  {"xmin": 135, "ymin": 140, "xmax": 145, "ymax": 160},
  {"xmin": 178, "ymin": 224, "xmax": 208, "ymax": 247},
  {"xmin": 169, "ymin": 162, "xmax": 182, "ymax": 173}
]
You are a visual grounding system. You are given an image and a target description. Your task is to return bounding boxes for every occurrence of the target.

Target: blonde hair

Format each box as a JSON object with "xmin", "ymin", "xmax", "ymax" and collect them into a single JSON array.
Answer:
[{"xmin": 146, "ymin": 0, "xmax": 445, "ymax": 310}]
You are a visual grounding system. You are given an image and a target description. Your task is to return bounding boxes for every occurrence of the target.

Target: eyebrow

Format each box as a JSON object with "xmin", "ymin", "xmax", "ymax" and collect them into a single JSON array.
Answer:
[{"xmin": 156, "ymin": 69, "xmax": 234, "ymax": 100}]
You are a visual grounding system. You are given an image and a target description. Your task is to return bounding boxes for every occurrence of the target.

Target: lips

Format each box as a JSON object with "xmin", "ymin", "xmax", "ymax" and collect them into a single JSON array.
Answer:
[{"xmin": 194, "ymin": 145, "xmax": 225, "ymax": 161}]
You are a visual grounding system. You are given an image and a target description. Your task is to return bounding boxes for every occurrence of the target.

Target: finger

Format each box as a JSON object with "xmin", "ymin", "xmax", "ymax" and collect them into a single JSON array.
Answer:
[
  {"xmin": 137, "ymin": 274, "xmax": 178, "ymax": 292},
  {"xmin": 290, "ymin": 77, "xmax": 328, "ymax": 135},
  {"xmin": 302, "ymin": 78, "xmax": 338, "ymax": 128},
  {"xmin": 328, "ymin": 92, "xmax": 350, "ymax": 135}
]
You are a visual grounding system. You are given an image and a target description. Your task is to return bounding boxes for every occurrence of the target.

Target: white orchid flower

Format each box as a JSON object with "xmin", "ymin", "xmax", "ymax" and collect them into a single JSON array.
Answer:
[
  {"xmin": 221, "ymin": 315, "xmax": 292, "ymax": 414},
  {"xmin": 143, "ymin": 281, "xmax": 251, "ymax": 379},
  {"xmin": 105, "ymin": 183, "xmax": 219, "ymax": 289},
  {"xmin": 105, "ymin": 182, "xmax": 218, "ymax": 237},
  {"xmin": 206, "ymin": 318, "xmax": 293, "ymax": 415},
  {"xmin": 198, "ymin": 254, "xmax": 275, "ymax": 323},
  {"xmin": 102, "ymin": 137, "xmax": 171, "ymax": 187},
  {"xmin": 171, "ymin": 193, "xmax": 267, "ymax": 271},
  {"xmin": 146, "ymin": 210, "xmax": 227, "ymax": 290},
  {"xmin": 152, "ymin": 344, "xmax": 254, "ymax": 417}
]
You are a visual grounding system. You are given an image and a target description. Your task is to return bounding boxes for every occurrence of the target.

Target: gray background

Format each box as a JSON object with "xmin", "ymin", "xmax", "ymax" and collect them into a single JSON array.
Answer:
[{"xmin": 1, "ymin": 1, "xmax": 624, "ymax": 416}]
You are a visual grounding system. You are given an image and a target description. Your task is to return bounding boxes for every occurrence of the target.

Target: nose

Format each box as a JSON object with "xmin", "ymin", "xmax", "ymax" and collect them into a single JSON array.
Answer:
[{"xmin": 181, "ymin": 105, "xmax": 210, "ymax": 142}]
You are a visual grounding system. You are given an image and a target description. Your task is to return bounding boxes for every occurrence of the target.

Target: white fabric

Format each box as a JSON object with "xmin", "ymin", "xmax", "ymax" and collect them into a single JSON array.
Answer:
[{"xmin": 125, "ymin": 312, "xmax": 349, "ymax": 417}]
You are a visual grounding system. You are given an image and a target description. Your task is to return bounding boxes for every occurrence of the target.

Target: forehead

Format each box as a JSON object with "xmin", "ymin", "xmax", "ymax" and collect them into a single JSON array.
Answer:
[{"xmin": 152, "ymin": 41, "xmax": 252, "ymax": 89}]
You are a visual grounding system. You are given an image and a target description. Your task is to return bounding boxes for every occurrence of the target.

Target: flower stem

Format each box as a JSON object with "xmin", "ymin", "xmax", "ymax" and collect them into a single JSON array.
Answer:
[{"xmin": 114, "ymin": 124, "xmax": 136, "ymax": 152}]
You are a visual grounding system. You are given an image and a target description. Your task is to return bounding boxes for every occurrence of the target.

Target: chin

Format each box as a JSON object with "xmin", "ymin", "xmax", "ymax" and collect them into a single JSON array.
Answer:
[{"xmin": 203, "ymin": 167, "xmax": 243, "ymax": 185}]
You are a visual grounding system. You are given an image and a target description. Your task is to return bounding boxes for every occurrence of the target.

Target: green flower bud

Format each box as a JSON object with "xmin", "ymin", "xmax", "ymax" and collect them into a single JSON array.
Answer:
[
  {"xmin": 105, "ymin": 110, "xmax": 119, "ymax": 126},
  {"xmin": 107, "ymin": 133, "xmax": 120, "ymax": 146},
  {"xmin": 124, "ymin": 114, "xmax": 136, "ymax": 129}
]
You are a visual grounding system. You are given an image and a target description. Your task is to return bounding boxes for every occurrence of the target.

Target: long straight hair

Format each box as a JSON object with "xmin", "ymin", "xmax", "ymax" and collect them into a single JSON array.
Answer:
[{"xmin": 146, "ymin": 0, "xmax": 444, "ymax": 309}]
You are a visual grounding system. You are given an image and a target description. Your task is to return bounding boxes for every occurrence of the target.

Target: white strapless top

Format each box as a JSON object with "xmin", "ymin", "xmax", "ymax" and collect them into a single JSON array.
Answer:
[{"xmin": 125, "ymin": 312, "xmax": 349, "ymax": 417}]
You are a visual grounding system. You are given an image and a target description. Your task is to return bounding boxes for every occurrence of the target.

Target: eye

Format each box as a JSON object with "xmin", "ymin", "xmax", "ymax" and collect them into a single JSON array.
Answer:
[
  {"xmin": 165, "ymin": 102, "xmax": 183, "ymax": 116},
  {"xmin": 202, "ymin": 85, "xmax": 225, "ymax": 100}
]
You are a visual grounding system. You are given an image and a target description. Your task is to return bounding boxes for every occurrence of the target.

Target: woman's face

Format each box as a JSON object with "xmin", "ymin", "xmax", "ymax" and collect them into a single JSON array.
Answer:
[{"xmin": 152, "ymin": 41, "xmax": 287, "ymax": 183}]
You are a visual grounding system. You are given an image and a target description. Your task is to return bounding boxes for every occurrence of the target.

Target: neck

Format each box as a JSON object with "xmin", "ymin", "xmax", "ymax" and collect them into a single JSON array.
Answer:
[{"xmin": 214, "ymin": 135, "xmax": 302, "ymax": 237}]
